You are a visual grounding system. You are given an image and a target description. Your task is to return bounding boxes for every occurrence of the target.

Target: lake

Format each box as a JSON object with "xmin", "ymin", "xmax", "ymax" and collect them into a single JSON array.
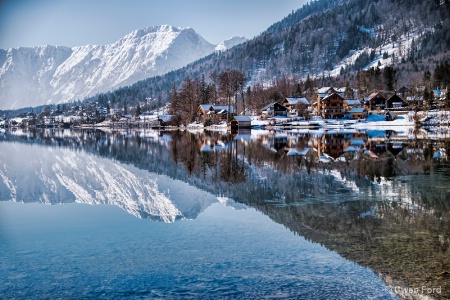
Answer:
[{"xmin": 0, "ymin": 127, "xmax": 449, "ymax": 299}]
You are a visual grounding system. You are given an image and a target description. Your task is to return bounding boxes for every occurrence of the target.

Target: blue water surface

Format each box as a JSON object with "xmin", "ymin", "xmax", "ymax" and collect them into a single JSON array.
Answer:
[{"xmin": 0, "ymin": 201, "xmax": 397, "ymax": 299}]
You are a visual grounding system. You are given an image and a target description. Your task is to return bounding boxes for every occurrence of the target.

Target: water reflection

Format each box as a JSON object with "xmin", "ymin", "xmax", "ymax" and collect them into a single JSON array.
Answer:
[{"xmin": 1, "ymin": 127, "xmax": 450, "ymax": 299}]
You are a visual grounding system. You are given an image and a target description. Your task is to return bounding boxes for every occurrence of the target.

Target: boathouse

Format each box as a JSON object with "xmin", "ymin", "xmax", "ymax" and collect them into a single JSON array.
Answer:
[{"xmin": 231, "ymin": 116, "xmax": 252, "ymax": 129}]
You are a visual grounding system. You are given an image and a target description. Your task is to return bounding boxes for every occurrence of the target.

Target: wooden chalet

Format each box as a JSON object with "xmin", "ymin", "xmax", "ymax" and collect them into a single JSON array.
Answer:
[
  {"xmin": 317, "ymin": 93, "xmax": 346, "ymax": 119},
  {"xmin": 366, "ymin": 92, "xmax": 387, "ymax": 111},
  {"xmin": 386, "ymin": 93, "xmax": 407, "ymax": 109},
  {"xmin": 281, "ymin": 97, "xmax": 309, "ymax": 115}
]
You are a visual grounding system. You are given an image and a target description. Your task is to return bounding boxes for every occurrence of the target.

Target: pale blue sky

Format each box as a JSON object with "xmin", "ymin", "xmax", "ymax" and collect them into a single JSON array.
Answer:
[{"xmin": 0, "ymin": 0, "xmax": 309, "ymax": 49}]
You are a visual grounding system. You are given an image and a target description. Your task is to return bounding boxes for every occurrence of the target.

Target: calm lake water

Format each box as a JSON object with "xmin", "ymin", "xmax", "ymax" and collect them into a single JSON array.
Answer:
[{"xmin": 1, "ymin": 127, "xmax": 449, "ymax": 299}]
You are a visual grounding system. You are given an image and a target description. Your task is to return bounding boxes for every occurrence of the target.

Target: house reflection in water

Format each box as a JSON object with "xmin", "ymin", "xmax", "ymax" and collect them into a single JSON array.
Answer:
[{"xmin": 312, "ymin": 131, "xmax": 351, "ymax": 161}]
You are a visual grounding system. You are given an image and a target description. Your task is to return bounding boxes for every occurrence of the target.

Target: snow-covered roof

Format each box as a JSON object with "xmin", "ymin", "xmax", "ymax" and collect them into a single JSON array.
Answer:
[
  {"xmin": 317, "ymin": 87, "xmax": 337, "ymax": 94},
  {"xmin": 233, "ymin": 116, "xmax": 252, "ymax": 122},
  {"xmin": 284, "ymin": 97, "xmax": 309, "ymax": 105},
  {"xmin": 213, "ymin": 105, "xmax": 235, "ymax": 113},
  {"xmin": 199, "ymin": 104, "xmax": 213, "ymax": 111},
  {"xmin": 368, "ymin": 92, "xmax": 386, "ymax": 100},
  {"xmin": 261, "ymin": 102, "xmax": 277, "ymax": 111},
  {"xmin": 345, "ymin": 99, "xmax": 361, "ymax": 106},
  {"xmin": 199, "ymin": 104, "xmax": 235, "ymax": 114}
]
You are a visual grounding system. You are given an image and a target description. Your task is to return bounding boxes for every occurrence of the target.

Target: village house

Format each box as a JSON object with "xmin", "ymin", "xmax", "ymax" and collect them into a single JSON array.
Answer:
[
  {"xmin": 260, "ymin": 102, "xmax": 288, "ymax": 117},
  {"xmin": 406, "ymin": 96, "xmax": 425, "ymax": 109},
  {"xmin": 366, "ymin": 92, "xmax": 387, "ymax": 111},
  {"xmin": 345, "ymin": 99, "xmax": 362, "ymax": 109},
  {"xmin": 316, "ymin": 93, "xmax": 347, "ymax": 119},
  {"xmin": 386, "ymin": 93, "xmax": 408, "ymax": 109},
  {"xmin": 312, "ymin": 86, "xmax": 358, "ymax": 115},
  {"xmin": 281, "ymin": 97, "xmax": 310, "ymax": 116},
  {"xmin": 197, "ymin": 104, "xmax": 235, "ymax": 123}
]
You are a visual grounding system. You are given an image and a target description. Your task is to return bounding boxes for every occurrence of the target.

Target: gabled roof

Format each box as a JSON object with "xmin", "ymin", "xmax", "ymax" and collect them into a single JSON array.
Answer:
[
  {"xmin": 322, "ymin": 92, "xmax": 344, "ymax": 101},
  {"xmin": 199, "ymin": 104, "xmax": 235, "ymax": 114},
  {"xmin": 387, "ymin": 94, "xmax": 404, "ymax": 102},
  {"xmin": 317, "ymin": 87, "xmax": 338, "ymax": 94},
  {"xmin": 284, "ymin": 97, "xmax": 309, "ymax": 105},
  {"xmin": 368, "ymin": 92, "xmax": 387, "ymax": 100},
  {"xmin": 199, "ymin": 104, "xmax": 213, "ymax": 111},
  {"xmin": 212, "ymin": 105, "xmax": 235, "ymax": 113},
  {"xmin": 261, "ymin": 102, "xmax": 277, "ymax": 111}
]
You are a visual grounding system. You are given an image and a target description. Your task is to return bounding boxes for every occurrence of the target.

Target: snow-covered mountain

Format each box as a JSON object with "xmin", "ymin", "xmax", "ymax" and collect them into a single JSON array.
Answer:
[
  {"xmin": 0, "ymin": 25, "xmax": 244, "ymax": 110},
  {"xmin": 215, "ymin": 36, "xmax": 247, "ymax": 52}
]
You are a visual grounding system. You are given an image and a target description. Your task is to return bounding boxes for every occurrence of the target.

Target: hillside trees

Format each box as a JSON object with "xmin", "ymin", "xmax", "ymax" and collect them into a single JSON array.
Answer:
[
  {"xmin": 180, "ymin": 77, "xmax": 198, "ymax": 125},
  {"xmin": 79, "ymin": 0, "xmax": 450, "ymax": 115},
  {"xmin": 167, "ymin": 70, "xmax": 246, "ymax": 125},
  {"xmin": 433, "ymin": 60, "xmax": 450, "ymax": 89}
]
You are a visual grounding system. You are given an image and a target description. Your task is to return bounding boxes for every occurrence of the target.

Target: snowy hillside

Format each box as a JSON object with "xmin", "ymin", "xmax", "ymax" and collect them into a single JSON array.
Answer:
[{"xmin": 0, "ymin": 25, "xmax": 222, "ymax": 109}]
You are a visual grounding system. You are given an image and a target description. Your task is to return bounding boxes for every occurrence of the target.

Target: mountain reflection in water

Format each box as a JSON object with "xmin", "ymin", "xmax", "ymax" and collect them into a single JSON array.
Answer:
[{"xmin": 1, "ymin": 127, "xmax": 449, "ymax": 299}]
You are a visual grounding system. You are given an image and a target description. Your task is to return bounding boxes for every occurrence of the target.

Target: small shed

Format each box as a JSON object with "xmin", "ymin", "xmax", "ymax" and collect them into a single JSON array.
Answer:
[{"xmin": 231, "ymin": 116, "xmax": 252, "ymax": 129}]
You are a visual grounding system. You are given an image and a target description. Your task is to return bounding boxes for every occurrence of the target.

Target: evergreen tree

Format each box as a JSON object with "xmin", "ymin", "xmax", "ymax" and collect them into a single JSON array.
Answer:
[
  {"xmin": 383, "ymin": 66, "xmax": 397, "ymax": 91},
  {"xmin": 135, "ymin": 104, "xmax": 141, "ymax": 117}
]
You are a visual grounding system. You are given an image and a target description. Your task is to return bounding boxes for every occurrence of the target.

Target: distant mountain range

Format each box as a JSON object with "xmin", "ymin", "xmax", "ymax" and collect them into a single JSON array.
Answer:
[
  {"xmin": 1, "ymin": 0, "xmax": 449, "ymax": 111},
  {"xmin": 0, "ymin": 25, "xmax": 247, "ymax": 110}
]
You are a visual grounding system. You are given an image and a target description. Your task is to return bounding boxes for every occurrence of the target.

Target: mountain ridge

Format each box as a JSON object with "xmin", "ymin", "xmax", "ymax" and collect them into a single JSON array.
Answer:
[{"xmin": 0, "ymin": 25, "xmax": 245, "ymax": 109}]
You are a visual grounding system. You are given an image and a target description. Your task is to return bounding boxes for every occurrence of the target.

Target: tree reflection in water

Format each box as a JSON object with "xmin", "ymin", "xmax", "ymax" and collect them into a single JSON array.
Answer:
[{"xmin": 1, "ymin": 127, "xmax": 450, "ymax": 299}]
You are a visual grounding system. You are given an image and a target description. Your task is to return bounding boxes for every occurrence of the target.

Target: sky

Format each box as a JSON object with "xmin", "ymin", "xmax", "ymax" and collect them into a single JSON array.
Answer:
[{"xmin": 0, "ymin": 0, "xmax": 309, "ymax": 49}]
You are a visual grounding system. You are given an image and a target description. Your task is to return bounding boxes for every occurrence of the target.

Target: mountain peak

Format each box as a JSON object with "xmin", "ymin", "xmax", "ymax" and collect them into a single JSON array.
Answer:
[
  {"xmin": 215, "ymin": 36, "xmax": 248, "ymax": 52},
  {"xmin": 124, "ymin": 25, "xmax": 192, "ymax": 40}
]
